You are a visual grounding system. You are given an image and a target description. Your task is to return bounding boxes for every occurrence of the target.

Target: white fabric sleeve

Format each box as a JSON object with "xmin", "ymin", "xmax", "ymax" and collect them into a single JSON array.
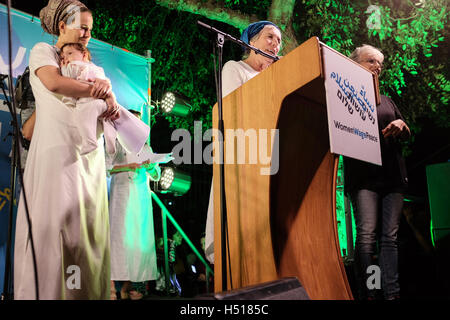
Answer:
[
  {"xmin": 29, "ymin": 43, "xmax": 60, "ymax": 76},
  {"xmin": 92, "ymin": 64, "xmax": 107, "ymax": 80},
  {"xmin": 222, "ymin": 61, "xmax": 245, "ymax": 97},
  {"xmin": 61, "ymin": 63, "xmax": 82, "ymax": 79},
  {"xmin": 82, "ymin": 63, "xmax": 107, "ymax": 81},
  {"xmin": 60, "ymin": 64, "xmax": 80, "ymax": 107},
  {"xmin": 105, "ymin": 140, "xmax": 119, "ymax": 174}
]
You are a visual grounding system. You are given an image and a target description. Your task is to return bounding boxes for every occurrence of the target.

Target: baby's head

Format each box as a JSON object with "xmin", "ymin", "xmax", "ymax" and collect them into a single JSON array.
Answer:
[{"xmin": 60, "ymin": 42, "xmax": 91, "ymax": 65}]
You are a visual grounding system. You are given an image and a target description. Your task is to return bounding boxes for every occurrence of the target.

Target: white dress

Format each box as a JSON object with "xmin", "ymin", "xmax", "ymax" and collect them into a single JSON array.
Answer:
[
  {"xmin": 106, "ymin": 142, "xmax": 159, "ymax": 282},
  {"xmin": 221, "ymin": 60, "xmax": 260, "ymax": 98},
  {"xmin": 204, "ymin": 60, "xmax": 260, "ymax": 264},
  {"xmin": 60, "ymin": 61, "xmax": 150, "ymax": 156},
  {"xmin": 14, "ymin": 43, "xmax": 110, "ymax": 300}
]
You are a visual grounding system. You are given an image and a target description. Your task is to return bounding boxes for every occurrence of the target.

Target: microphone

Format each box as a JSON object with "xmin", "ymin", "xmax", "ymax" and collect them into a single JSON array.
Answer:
[
  {"xmin": 197, "ymin": 20, "xmax": 212, "ymax": 31},
  {"xmin": 197, "ymin": 20, "xmax": 279, "ymax": 62}
]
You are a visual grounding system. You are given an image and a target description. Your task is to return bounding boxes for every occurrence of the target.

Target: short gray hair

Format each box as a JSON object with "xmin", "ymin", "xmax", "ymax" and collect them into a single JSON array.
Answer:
[
  {"xmin": 349, "ymin": 44, "xmax": 384, "ymax": 62},
  {"xmin": 242, "ymin": 32, "xmax": 264, "ymax": 60}
]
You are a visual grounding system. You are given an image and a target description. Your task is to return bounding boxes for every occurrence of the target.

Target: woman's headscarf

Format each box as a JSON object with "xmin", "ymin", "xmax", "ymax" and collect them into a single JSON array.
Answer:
[
  {"xmin": 240, "ymin": 21, "xmax": 280, "ymax": 45},
  {"xmin": 39, "ymin": 0, "xmax": 88, "ymax": 36}
]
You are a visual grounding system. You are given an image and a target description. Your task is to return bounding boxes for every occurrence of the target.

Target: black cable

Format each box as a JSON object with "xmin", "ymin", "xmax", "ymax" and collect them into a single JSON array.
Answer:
[
  {"xmin": 212, "ymin": 43, "xmax": 219, "ymax": 107},
  {"xmin": 225, "ymin": 209, "xmax": 233, "ymax": 290},
  {"xmin": 0, "ymin": 82, "xmax": 17, "ymax": 301},
  {"xmin": 212, "ymin": 36, "xmax": 233, "ymax": 291},
  {"xmin": 1, "ymin": 0, "xmax": 39, "ymax": 300}
]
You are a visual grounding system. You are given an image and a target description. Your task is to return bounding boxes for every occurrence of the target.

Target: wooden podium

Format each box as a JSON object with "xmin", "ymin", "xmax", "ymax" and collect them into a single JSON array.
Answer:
[{"xmin": 212, "ymin": 37, "xmax": 353, "ymax": 300}]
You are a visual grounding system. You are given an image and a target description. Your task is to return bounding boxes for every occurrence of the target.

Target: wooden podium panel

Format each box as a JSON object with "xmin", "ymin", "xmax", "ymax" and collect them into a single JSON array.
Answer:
[{"xmin": 212, "ymin": 37, "xmax": 353, "ymax": 299}]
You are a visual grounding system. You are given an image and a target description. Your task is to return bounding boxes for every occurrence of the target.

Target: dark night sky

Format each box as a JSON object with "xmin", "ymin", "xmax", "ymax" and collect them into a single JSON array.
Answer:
[
  {"xmin": 2, "ymin": 1, "xmax": 124, "ymax": 17},
  {"xmin": 1, "ymin": 1, "xmax": 49, "ymax": 16}
]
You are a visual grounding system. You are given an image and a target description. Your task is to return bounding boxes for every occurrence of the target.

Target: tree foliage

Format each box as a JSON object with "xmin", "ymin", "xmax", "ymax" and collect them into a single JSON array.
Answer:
[
  {"xmin": 86, "ymin": 0, "xmax": 242, "ymax": 134},
  {"xmin": 293, "ymin": 0, "xmax": 449, "ymax": 152},
  {"xmin": 84, "ymin": 0, "xmax": 449, "ymax": 150}
]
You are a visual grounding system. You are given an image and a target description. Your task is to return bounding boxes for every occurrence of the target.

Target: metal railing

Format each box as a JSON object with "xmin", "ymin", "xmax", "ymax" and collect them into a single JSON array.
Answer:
[{"xmin": 151, "ymin": 191, "xmax": 214, "ymax": 295}]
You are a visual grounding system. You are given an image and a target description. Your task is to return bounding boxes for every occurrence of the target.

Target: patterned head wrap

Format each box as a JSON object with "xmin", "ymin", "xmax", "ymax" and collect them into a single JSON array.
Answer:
[
  {"xmin": 39, "ymin": 0, "xmax": 88, "ymax": 36},
  {"xmin": 240, "ymin": 21, "xmax": 280, "ymax": 45}
]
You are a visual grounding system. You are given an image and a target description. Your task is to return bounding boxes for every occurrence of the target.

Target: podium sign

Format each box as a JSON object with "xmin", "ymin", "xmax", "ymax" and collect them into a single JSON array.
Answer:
[{"xmin": 322, "ymin": 44, "xmax": 381, "ymax": 165}]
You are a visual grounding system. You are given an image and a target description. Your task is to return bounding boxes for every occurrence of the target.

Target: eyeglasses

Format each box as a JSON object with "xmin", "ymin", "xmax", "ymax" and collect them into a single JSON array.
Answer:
[{"xmin": 364, "ymin": 58, "xmax": 384, "ymax": 68}]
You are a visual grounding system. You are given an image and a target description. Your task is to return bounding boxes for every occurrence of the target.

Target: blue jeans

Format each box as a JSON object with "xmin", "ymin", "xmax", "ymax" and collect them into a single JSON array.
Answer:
[{"xmin": 350, "ymin": 189, "xmax": 403, "ymax": 299}]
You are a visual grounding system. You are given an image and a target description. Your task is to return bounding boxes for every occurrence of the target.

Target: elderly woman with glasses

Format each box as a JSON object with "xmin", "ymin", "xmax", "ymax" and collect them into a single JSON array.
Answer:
[
  {"xmin": 221, "ymin": 21, "xmax": 282, "ymax": 97},
  {"xmin": 344, "ymin": 44, "xmax": 410, "ymax": 300}
]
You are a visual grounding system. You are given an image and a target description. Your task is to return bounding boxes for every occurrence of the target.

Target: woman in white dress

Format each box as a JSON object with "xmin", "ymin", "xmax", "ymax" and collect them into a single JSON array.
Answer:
[
  {"xmin": 14, "ymin": 0, "xmax": 120, "ymax": 300},
  {"xmin": 106, "ymin": 108, "xmax": 160, "ymax": 300},
  {"xmin": 204, "ymin": 21, "xmax": 282, "ymax": 264}
]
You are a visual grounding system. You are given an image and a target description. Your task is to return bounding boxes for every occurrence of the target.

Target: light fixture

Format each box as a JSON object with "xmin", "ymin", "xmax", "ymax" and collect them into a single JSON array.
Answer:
[
  {"xmin": 159, "ymin": 166, "xmax": 191, "ymax": 196},
  {"xmin": 160, "ymin": 91, "xmax": 191, "ymax": 117}
]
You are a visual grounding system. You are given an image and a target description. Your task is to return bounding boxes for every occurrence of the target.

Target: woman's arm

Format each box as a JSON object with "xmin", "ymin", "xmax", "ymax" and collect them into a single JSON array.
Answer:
[
  {"xmin": 143, "ymin": 161, "xmax": 161, "ymax": 181},
  {"xmin": 382, "ymin": 119, "xmax": 410, "ymax": 139},
  {"xmin": 21, "ymin": 111, "xmax": 36, "ymax": 140},
  {"xmin": 86, "ymin": 64, "xmax": 112, "ymax": 98},
  {"xmin": 36, "ymin": 65, "xmax": 93, "ymax": 98},
  {"xmin": 102, "ymin": 91, "xmax": 120, "ymax": 121},
  {"xmin": 109, "ymin": 162, "xmax": 161, "ymax": 177},
  {"xmin": 382, "ymin": 97, "xmax": 411, "ymax": 140},
  {"xmin": 109, "ymin": 163, "xmax": 141, "ymax": 174},
  {"xmin": 36, "ymin": 65, "xmax": 111, "ymax": 99}
]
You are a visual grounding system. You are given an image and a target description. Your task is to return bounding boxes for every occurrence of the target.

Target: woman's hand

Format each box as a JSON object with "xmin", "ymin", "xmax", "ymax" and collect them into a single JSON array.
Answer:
[
  {"xmin": 128, "ymin": 163, "xmax": 142, "ymax": 171},
  {"xmin": 146, "ymin": 162, "xmax": 161, "ymax": 181},
  {"xmin": 109, "ymin": 163, "xmax": 142, "ymax": 174},
  {"xmin": 382, "ymin": 119, "xmax": 410, "ymax": 139},
  {"xmin": 101, "ymin": 93, "xmax": 120, "ymax": 121},
  {"xmin": 142, "ymin": 160, "xmax": 157, "ymax": 171},
  {"xmin": 90, "ymin": 78, "xmax": 111, "ymax": 99}
]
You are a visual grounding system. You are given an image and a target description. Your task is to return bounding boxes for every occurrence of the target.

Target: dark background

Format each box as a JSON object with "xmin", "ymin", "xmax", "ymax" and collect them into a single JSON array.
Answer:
[{"xmin": 2, "ymin": 0, "xmax": 449, "ymax": 299}]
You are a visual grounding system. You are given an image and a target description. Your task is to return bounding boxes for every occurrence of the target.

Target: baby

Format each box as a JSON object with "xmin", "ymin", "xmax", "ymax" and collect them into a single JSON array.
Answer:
[{"xmin": 59, "ymin": 42, "xmax": 149, "ymax": 155}]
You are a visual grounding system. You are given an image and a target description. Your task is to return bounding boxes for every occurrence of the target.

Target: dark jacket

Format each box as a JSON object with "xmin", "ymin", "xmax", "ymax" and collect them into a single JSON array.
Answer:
[{"xmin": 344, "ymin": 95, "xmax": 409, "ymax": 195}]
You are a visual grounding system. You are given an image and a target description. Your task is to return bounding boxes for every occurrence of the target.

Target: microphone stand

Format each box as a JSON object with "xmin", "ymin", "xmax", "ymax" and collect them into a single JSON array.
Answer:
[
  {"xmin": 0, "ymin": 77, "xmax": 16, "ymax": 301},
  {"xmin": 197, "ymin": 21, "xmax": 278, "ymax": 291},
  {"xmin": 197, "ymin": 21, "xmax": 280, "ymax": 62},
  {"xmin": 1, "ymin": 0, "xmax": 38, "ymax": 300}
]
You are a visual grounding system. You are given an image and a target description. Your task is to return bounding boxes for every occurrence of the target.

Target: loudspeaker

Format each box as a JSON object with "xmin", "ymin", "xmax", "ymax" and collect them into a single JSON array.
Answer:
[{"xmin": 197, "ymin": 277, "xmax": 310, "ymax": 300}]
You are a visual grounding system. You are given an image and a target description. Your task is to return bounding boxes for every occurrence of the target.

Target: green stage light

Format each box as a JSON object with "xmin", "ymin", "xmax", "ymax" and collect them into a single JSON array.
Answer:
[
  {"xmin": 160, "ymin": 91, "xmax": 191, "ymax": 117},
  {"xmin": 159, "ymin": 167, "xmax": 191, "ymax": 196}
]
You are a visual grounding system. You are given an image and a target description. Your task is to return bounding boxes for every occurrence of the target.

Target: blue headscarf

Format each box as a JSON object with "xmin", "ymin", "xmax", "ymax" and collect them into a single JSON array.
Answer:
[{"xmin": 240, "ymin": 21, "xmax": 280, "ymax": 45}]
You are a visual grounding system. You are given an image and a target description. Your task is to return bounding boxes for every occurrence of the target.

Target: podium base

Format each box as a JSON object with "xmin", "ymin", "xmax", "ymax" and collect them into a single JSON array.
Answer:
[{"xmin": 195, "ymin": 277, "xmax": 310, "ymax": 300}]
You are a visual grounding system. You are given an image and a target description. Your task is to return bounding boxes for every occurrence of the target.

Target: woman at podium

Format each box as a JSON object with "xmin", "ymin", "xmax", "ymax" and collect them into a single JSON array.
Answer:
[
  {"xmin": 204, "ymin": 21, "xmax": 282, "ymax": 265},
  {"xmin": 221, "ymin": 21, "xmax": 282, "ymax": 97}
]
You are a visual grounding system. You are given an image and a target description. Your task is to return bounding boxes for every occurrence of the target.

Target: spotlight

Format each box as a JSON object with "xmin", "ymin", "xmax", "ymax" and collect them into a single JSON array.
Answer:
[
  {"xmin": 160, "ymin": 91, "xmax": 191, "ymax": 117},
  {"xmin": 159, "ymin": 167, "xmax": 191, "ymax": 196}
]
